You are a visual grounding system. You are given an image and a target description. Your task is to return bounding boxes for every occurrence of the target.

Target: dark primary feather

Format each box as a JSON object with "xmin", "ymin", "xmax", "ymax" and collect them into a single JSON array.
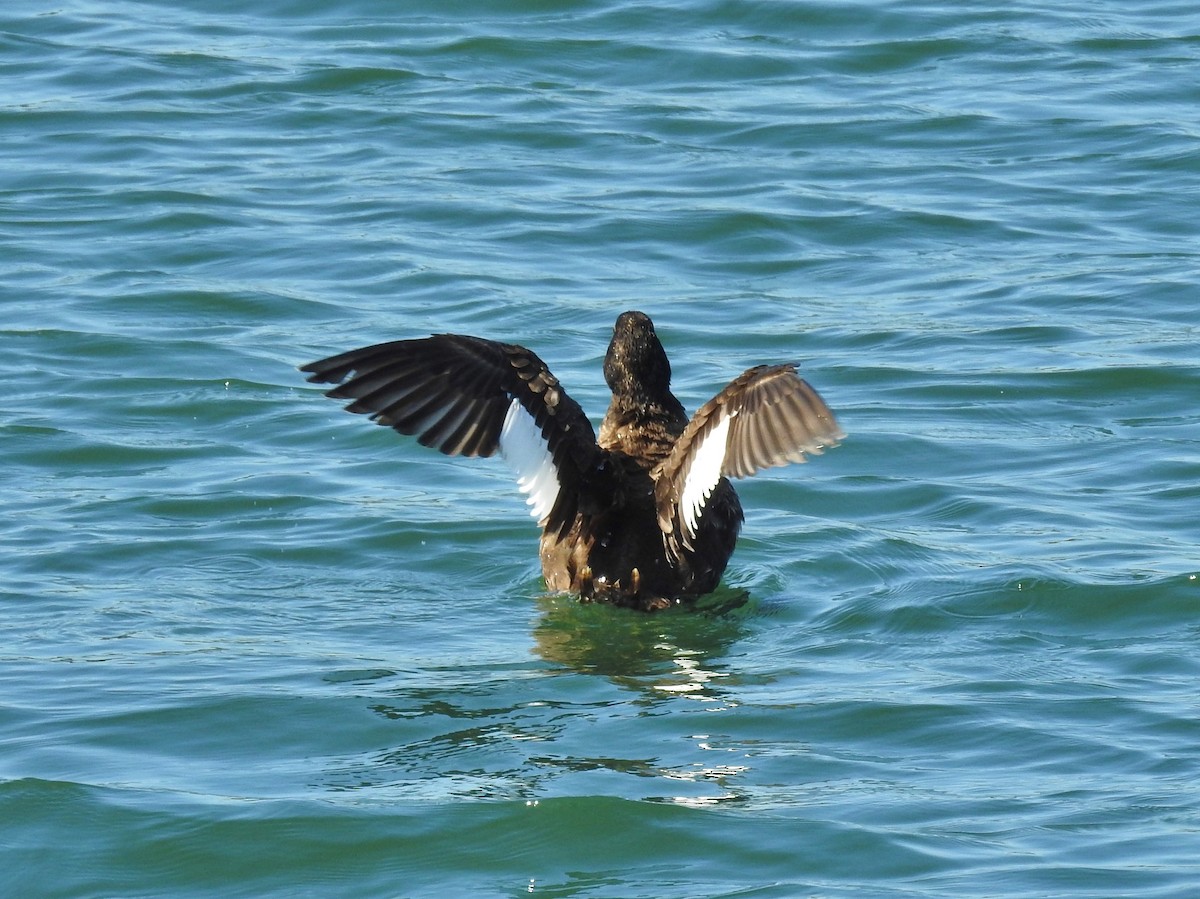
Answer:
[{"xmin": 300, "ymin": 335, "xmax": 600, "ymax": 535}]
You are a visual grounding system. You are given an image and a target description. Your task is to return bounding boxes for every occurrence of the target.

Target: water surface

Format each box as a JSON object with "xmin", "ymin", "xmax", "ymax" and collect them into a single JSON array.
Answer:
[{"xmin": 3, "ymin": 0, "xmax": 1199, "ymax": 896}]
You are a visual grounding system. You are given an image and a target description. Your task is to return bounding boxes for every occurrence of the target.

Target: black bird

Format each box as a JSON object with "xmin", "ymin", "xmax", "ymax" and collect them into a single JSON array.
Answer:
[{"xmin": 301, "ymin": 311, "xmax": 842, "ymax": 611}]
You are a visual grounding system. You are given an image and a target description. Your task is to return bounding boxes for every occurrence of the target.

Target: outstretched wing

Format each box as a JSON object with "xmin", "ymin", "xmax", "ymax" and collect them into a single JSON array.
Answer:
[
  {"xmin": 301, "ymin": 335, "xmax": 599, "ymax": 534},
  {"xmin": 653, "ymin": 363, "xmax": 843, "ymax": 557}
]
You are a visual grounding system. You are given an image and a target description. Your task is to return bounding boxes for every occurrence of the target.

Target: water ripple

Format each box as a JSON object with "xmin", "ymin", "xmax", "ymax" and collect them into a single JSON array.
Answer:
[{"xmin": 4, "ymin": 0, "xmax": 1200, "ymax": 896}]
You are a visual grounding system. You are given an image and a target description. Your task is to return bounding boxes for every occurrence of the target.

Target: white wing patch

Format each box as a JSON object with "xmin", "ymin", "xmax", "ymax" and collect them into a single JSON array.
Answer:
[
  {"xmin": 678, "ymin": 410, "xmax": 735, "ymax": 540},
  {"xmin": 499, "ymin": 397, "xmax": 560, "ymax": 525}
]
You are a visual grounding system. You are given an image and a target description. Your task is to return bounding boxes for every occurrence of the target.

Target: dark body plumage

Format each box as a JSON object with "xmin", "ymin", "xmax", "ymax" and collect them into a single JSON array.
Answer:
[{"xmin": 301, "ymin": 311, "xmax": 842, "ymax": 611}]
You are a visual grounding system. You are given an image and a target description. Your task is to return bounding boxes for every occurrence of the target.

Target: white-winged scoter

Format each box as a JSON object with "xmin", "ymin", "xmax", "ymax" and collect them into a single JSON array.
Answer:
[{"xmin": 301, "ymin": 311, "xmax": 842, "ymax": 610}]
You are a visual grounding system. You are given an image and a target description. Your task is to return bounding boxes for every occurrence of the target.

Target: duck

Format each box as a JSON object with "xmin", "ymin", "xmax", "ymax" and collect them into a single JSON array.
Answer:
[{"xmin": 301, "ymin": 310, "xmax": 843, "ymax": 611}]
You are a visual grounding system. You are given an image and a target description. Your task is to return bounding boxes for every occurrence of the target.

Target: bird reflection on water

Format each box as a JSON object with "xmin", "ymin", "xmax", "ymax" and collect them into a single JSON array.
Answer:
[{"xmin": 530, "ymin": 587, "xmax": 751, "ymax": 690}]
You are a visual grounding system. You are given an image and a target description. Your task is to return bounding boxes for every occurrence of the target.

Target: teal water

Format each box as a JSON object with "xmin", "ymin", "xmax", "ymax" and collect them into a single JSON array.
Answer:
[{"xmin": 4, "ymin": 0, "xmax": 1200, "ymax": 895}]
